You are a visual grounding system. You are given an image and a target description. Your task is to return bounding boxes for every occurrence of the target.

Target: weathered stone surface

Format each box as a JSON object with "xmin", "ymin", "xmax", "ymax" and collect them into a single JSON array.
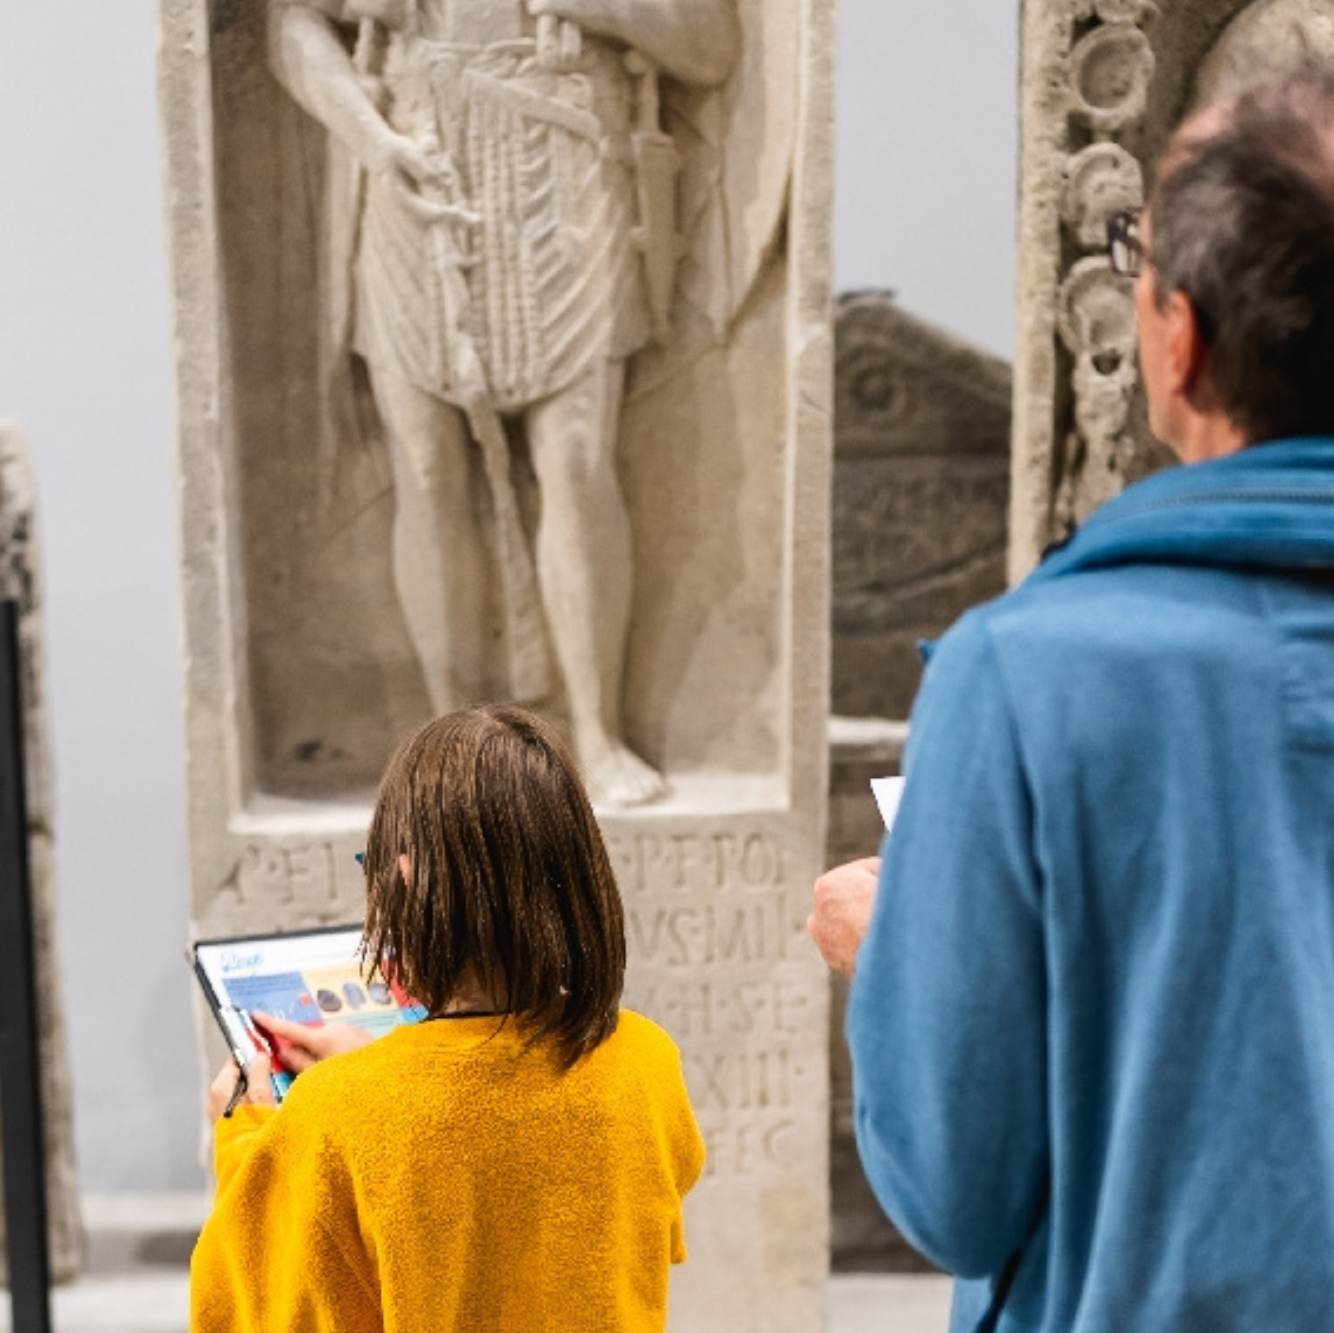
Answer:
[
  {"xmin": 833, "ymin": 293, "xmax": 1011, "ymax": 721},
  {"xmin": 158, "ymin": 0, "xmax": 834, "ymax": 1326},
  {"xmin": 1011, "ymin": 0, "xmax": 1334, "ymax": 577},
  {"xmin": 0, "ymin": 420, "xmax": 83, "ymax": 1285}
]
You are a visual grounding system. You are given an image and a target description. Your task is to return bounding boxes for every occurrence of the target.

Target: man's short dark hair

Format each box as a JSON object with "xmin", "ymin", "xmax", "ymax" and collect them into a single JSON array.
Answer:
[
  {"xmin": 362, "ymin": 703, "xmax": 625, "ymax": 1068},
  {"xmin": 1150, "ymin": 61, "xmax": 1334, "ymax": 443}
]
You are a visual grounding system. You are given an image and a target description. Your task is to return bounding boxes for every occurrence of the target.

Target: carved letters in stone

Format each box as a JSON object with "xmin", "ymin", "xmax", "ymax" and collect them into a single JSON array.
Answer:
[{"xmin": 615, "ymin": 826, "xmax": 820, "ymax": 1189}]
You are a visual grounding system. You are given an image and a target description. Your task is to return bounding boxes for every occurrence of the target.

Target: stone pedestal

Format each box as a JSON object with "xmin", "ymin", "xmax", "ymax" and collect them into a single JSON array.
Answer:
[
  {"xmin": 158, "ymin": 0, "xmax": 834, "ymax": 1326},
  {"xmin": 0, "ymin": 421, "xmax": 83, "ymax": 1285}
]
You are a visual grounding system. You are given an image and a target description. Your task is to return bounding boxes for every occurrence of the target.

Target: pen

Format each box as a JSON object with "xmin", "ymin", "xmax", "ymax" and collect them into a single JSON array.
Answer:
[{"xmin": 223, "ymin": 1061, "xmax": 249, "ymax": 1119}]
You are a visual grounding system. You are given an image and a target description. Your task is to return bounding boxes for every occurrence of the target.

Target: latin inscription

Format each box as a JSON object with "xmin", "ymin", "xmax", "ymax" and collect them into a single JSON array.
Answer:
[
  {"xmin": 626, "ymin": 978, "xmax": 812, "ymax": 1038},
  {"xmin": 212, "ymin": 829, "xmax": 823, "ymax": 1184},
  {"xmin": 626, "ymin": 893, "xmax": 806, "ymax": 969},
  {"xmin": 226, "ymin": 842, "xmax": 362, "ymax": 921},
  {"xmin": 604, "ymin": 830, "xmax": 787, "ymax": 895},
  {"xmin": 698, "ymin": 1115, "xmax": 801, "ymax": 1178}
]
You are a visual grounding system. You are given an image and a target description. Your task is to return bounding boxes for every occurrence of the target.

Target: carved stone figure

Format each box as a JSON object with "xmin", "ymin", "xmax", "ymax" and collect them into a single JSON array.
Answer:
[
  {"xmin": 0, "ymin": 421, "xmax": 83, "ymax": 1284},
  {"xmin": 267, "ymin": 0, "xmax": 738, "ymax": 805},
  {"xmin": 160, "ymin": 0, "xmax": 833, "ymax": 1324}
]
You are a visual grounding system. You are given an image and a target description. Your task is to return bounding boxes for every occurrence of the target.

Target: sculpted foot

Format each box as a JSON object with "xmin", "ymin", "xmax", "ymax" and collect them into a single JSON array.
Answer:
[{"xmin": 585, "ymin": 739, "xmax": 668, "ymax": 807}]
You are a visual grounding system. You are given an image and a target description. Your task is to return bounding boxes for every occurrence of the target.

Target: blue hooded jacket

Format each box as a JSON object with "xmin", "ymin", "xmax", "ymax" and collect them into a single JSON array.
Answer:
[{"xmin": 848, "ymin": 438, "xmax": 1334, "ymax": 1332}]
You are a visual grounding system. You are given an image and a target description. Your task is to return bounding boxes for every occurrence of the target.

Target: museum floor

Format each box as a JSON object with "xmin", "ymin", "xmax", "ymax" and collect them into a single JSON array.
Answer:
[{"xmin": 0, "ymin": 1195, "xmax": 954, "ymax": 1333}]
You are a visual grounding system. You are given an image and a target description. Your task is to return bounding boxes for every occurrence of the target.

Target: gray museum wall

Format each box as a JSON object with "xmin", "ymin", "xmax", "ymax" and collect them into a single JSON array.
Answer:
[{"xmin": 0, "ymin": 0, "xmax": 1017, "ymax": 1192}]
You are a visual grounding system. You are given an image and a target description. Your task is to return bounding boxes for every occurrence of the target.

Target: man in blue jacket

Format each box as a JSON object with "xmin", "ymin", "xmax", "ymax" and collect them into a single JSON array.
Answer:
[{"xmin": 809, "ymin": 63, "xmax": 1334, "ymax": 1332}]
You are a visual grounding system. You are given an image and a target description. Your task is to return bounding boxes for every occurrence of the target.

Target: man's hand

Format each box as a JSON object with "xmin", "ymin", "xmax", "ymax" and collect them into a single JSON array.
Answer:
[
  {"xmin": 807, "ymin": 857, "xmax": 881, "ymax": 978},
  {"xmin": 207, "ymin": 1054, "xmax": 277, "ymax": 1125},
  {"xmin": 252, "ymin": 1012, "xmax": 375, "ymax": 1074}
]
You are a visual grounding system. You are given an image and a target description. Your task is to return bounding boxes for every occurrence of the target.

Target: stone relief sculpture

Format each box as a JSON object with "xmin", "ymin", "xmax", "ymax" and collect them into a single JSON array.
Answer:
[
  {"xmin": 1051, "ymin": 10, "xmax": 1156, "ymax": 534},
  {"xmin": 162, "ymin": 0, "xmax": 831, "ymax": 1323},
  {"xmin": 1010, "ymin": 0, "xmax": 1334, "ymax": 575},
  {"xmin": 266, "ymin": 0, "xmax": 738, "ymax": 805}
]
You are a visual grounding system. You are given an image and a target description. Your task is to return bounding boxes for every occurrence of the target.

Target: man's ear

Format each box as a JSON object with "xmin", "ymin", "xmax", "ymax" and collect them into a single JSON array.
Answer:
[{"xmin": 1163, "ymin": 290, "xmax": 1212, "ymax": 398}]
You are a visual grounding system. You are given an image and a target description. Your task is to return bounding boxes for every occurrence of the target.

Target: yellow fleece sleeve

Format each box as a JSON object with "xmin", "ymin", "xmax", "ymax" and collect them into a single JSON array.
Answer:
[
  {"xmin": 666, "ymin": 1049, "xmax": 706, "ymax": 1265},
  {"xmin": 191, "ymin": 1098, "xmax": 382, "ymax": 1333}
]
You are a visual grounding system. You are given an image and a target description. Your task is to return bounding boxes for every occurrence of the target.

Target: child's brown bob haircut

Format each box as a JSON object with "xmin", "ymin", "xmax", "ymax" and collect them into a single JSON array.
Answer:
[{"xmin": 361, "ymin": 704, "xmax": 625, "ymax": 1067}]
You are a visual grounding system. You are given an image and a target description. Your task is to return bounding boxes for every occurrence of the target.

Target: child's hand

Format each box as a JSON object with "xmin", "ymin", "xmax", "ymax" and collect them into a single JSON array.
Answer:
[
  {"xmin": 252, "ymin": 1012, "xmax": 375, "ymax": 1073},
  {"xmin": 207, "ymin": 1054, "xmax": 277, "ymax": 1124}
]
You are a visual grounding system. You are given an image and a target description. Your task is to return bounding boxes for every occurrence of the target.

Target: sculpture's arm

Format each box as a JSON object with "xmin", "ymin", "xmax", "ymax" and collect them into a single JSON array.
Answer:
[
  {"xmin": 526, "ymin": 0, "xmax": 738, "ymax": 87},
  {"xmin": 267, "ymin": 3, "xmax": 456, "ymax": 217}
]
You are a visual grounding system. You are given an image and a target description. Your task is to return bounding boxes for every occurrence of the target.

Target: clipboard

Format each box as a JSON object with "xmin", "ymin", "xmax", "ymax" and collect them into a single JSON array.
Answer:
[{"xmin": 191, "ymin": 924, "xmax": 427, "ymax": 1105}]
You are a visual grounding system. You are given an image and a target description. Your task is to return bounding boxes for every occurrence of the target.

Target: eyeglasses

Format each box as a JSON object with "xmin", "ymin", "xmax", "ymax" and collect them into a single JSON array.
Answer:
[{"xmin": 1107, "ymin": 207, "xmax": 1150, "ymax": 278}]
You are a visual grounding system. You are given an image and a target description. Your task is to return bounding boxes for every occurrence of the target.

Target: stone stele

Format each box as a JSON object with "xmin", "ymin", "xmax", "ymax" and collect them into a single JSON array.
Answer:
[
  {"xmin": 157, "ymin": 0, "xmax": 834, "ymax": 1327},
  {"xmin": 1011, "ymin": 0, "xmax": 1334, "ymax": 577},
  {"xmin": 832, "ymin": 292, "xmax": 1011, "ymax": 724},
  {"xmin": 827, "ymin": 293, "xmax": 1011, "ymax": 1272},
  {"xmin": 0, "ymin": 420, "xmax": 83, "ymax": 1285}
]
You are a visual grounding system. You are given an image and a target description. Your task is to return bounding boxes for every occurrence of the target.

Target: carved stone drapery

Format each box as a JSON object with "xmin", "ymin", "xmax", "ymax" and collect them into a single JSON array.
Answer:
[{"xmin": 0, "ymin": 421, "xmax": 83, "ymax": 1285}]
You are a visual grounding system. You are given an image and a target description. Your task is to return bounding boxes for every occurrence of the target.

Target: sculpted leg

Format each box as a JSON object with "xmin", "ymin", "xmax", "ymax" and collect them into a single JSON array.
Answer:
[
  {"xmin": 371, "ymin": 367, "xmax": 487, "ymax": 714},
  {"xmin": 526, "ymin": 359, "xmax": 665, "ymax": 805}
]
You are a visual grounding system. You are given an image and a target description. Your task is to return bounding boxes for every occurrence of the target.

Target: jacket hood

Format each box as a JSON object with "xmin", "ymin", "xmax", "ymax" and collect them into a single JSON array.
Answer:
[{"xmin": 1034, "ymin": 437, "xmax": 1334, "ymax": 584}]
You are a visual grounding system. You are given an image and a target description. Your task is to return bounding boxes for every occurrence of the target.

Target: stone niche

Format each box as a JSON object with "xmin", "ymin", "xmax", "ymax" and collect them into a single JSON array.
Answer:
[
  {"xmin": 1013, "ymin": 0, "xmax": 1334, "ymax": 577},
  {"xmin": 157, "ymin": 0, "xmax": 834, "ymax": 1328},
  {"xmin": 0, "ymin": 421, "xmax": 82, "ymax": 1284}
]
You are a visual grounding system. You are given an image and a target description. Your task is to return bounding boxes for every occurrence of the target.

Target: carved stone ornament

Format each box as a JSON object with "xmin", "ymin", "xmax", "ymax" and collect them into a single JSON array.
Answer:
[
  {"xmin": 1069, "ymin": 22, "xmax": 1156, "ymax": 135},
  {"xmin": 1061, "ymin": 142, "xmax": 1144, "ymax": 250},
  {"xmin": 1058, "ymin": 257, "xmax": 1138, "ymax": 365},
  {"xmin": 0, "ymin": 421, "xmax": 83, "ymax": 1285},
  {"xmin": 1012, "ymin": 0, "xmax": 1180, "ymax": 576},
  {"xmin": 1090, "ymin": 0, "xmax": 1157, "ymax": 23}
]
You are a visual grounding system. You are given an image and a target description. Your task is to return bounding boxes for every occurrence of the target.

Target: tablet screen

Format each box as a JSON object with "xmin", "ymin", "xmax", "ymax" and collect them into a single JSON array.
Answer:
[{"xmin": 194, "ymin": 925, "xmax": 427, "ymax": 1042}]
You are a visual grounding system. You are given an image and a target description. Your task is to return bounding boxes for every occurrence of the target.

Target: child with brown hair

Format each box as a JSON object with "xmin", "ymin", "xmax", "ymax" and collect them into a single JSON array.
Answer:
[{"xmin": 191, "ymin": 704, "xmax": 704, "ymax": 1332}]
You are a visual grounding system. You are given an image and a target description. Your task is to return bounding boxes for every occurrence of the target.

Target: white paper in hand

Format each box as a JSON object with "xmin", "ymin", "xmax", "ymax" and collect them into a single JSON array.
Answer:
[{"xmin": 870, "ymin": 775, "xmax": 906, "ymax": 831}]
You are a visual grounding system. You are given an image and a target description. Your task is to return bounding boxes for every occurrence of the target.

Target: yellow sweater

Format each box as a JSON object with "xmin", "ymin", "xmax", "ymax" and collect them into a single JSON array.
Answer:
[{"xmin": 191, "ymin": 1010, "xmax": 704, "ymax": 1333}]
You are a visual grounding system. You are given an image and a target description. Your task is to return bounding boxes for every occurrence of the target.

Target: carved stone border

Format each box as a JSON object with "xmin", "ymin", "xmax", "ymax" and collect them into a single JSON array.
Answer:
[{"xmin": 1010, "ymin": 0, "xmax": 1256, "ymax": 578}]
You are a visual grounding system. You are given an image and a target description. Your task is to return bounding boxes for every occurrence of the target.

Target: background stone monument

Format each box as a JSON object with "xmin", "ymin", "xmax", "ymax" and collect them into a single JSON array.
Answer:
[
  {"xmin": 832, "ymin": 292, "xmax": 1011, "ymax": 725},
  {"xmin": 826, "ymin": 294, "xmax": 1011, "ymax": 1271},
  {"xmin": 0, "ymin": 420, "xmax": 82, "ymax": 1284},
  {"xmin": 158, "ymin": 0, "xmax": 834, "ymax": 1326},
  {"xmin": 1012, "ymin": 0, "xmax": 1334, "ymax": 576}
]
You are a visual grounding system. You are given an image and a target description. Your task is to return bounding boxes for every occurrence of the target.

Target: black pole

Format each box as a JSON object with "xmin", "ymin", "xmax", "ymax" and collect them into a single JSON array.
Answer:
[{"xmin": 0, "ymin": 598, "xmax": 53, "ymax": 1332}]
